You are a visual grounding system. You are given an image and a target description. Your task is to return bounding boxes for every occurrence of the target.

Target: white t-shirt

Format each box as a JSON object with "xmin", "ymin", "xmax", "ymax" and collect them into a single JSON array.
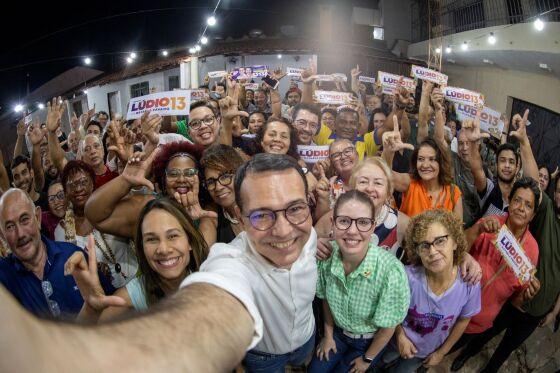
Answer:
[{"xmin": 181, "ymin": 229, "xmax": 318, "ymax": 354}]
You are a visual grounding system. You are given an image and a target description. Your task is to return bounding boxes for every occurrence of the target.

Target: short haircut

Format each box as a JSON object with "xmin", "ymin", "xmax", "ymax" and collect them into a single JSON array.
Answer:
[
  {"xmin": 292, "ymin": 103, "xmax": 320, "ymax": 123},
  {"xmin": 85, "ymin": 120, "xmax": 102, "ymax": 132},
  {"xmin": 189, "ymin": 100, "xmax": 219, "ymax": 118},
  {"xmin": 234, "ymin": 153, "xmax": 308, "ymax": 211},
  {"xmin": 11, "ymin": 155, "xmax": 31, "ymax": 171},
  {"xmin": 337, "ymin": 106, "xmax": 359, "ymax": 120},
  {"xmin": 200, "ymin": 144, "xmax": 245, "ymax": 175},
  {"xmin": 497, "ymin": 143, "xmax": 520, "ymax": 166},
  {"xmin": 333, "ymin": 190, "xmax": 375, "ymax": 219},
  {"xmin": 60, "ymin": 160, "xmax": 96, "ymax": 192},
  {"xmin": 96, "ymin": 111, "xmax": 109, "ymax": 118},
  {"xmin": 349, "ymin": 156, "xmax": 394, "ymax": 196},
  {"xmin": 80, "ymin": 133, "xmax": 103, "ymax": 153},
  {"xmin": 509, "ymin": 176, "xmax": 540, "ymax": 213},
  {"xmin": 404, "ymin": 209, "xmax": 468, "ymax": 266}
]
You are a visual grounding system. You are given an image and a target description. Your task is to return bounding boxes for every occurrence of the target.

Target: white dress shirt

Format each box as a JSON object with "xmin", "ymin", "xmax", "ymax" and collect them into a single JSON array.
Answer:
[{"xmin": 181, "ymin": 229, "xmax": 318, "ymax": 354}]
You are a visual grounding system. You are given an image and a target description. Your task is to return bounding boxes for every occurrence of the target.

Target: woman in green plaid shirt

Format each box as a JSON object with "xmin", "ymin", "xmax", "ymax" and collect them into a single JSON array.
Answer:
[{"xmin": 309, "ymin": 190, "xmax": 410, "ymax": 373}]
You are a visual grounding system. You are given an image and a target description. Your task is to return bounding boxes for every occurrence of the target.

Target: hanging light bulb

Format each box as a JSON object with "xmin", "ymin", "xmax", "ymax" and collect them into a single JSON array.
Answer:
[
  {"xmin": 201, "ymin": 36, "xmax": 208, "ymax": 45},
  {"xmin": 461, "ymin": 41, "xmax": 468, "ymax": 51},
  {"xmin": 488, "ymin": 32, "xmax": 496, "ymax": 45},
  {"xmin": 207, "ymin": 16, "xmax": 217, "ymax": 26},
  {"xmin": 445, "ymin": 46, "xmax": 452, "ymax": 54},
  {"xmin": 534, "ymin": 18, "xmax": 545, "ymax": 31}
]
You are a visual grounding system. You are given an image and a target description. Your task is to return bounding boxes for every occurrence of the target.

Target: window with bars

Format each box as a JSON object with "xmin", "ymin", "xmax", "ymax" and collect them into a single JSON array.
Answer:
[{"xmin": 130, "ymin": 81, "xmax": 150, "ymax": 98}]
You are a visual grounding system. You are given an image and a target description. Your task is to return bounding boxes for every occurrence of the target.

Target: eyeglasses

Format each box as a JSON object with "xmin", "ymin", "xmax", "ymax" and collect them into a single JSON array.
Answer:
[
  {"xmin": 244, "ymin": 201, "xmax": 310, "ymax": 231},
  {"xmin": 330, "ymin": 147, "xmax": 355, "ymax": 161},
  {"xmin": 294, "ymin": 119, "xmax": 319, "ymax": 132},
  {"xmin": 334, "ymin": 215, "xmax": 375, "ymax": 232},
  {"xmin": 66, "ymin": 177, "xmax": 91, "ymax": 191},
  {"xmin": 204, "ymin": 172, "xmax": 234, "ymax": 191},
  {"xmin": 48, "ymin": 191, "xmax": 65, "ymax": 203},
  {"xmin": 166, "ymin": 168, "xmax": 198, "ymax": 180},
  {"xmin": 41, "ymin": 280, "xmax": 61, "ymax": 317},
  {"xmin": 189, "ymin": 116, "xmax": 215, "ymax": 131},
  {"xmin": 416, "ymin": 235, "xmax": 449, "ymax": 254}
]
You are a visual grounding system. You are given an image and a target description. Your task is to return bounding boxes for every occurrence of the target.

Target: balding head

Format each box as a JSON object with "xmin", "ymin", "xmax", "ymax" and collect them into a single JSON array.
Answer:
[{"xmin": 0, "ymin": 188, "xmax": 43, "ymax": 263}]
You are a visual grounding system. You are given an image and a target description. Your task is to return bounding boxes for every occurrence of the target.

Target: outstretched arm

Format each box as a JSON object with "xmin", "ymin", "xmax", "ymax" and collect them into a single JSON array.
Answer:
[
  {"xmin": 462, "ymin": 114, "xmax": 490, "ymax": 194},
  {"xmin": 0, "ymin": 283, "xmax": 253, "ymax": 372},
  {"xmin": 381, "ymin": 115, "xmax": 414, "ymax": 192},
  {"xmin": 510, "ymin": 109, "xmax": 539, "ymax": 183},
  {"xmin": 46, "ymin": 97, "xmax": 69, "ymax": 173}
]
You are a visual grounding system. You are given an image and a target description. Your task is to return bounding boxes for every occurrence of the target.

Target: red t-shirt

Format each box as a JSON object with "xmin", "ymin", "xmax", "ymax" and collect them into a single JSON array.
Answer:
[
  {"xmin": 465, "ymin": 214, "xmax": 539, "ymax": 334},
  {"xmin": 94, "ymin": 167, "xmax": 119, "ymax": 189}
]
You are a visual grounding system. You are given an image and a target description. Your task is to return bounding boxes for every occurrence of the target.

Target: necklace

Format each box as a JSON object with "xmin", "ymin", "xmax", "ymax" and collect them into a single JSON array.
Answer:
[
  {"xmin": 424, "ymin": 267, "xmax": 456, "ymax": 315},
  {"xmin": 223, "ymin": 209, "xmax": 239, "ymax": 225},
  {"xmin": 374, "ymin": 204, "xmax": 390, "ymax": 228},
  {"xmin": 93, "ymin": 230, "xmax": 127, "ymax": 278}
]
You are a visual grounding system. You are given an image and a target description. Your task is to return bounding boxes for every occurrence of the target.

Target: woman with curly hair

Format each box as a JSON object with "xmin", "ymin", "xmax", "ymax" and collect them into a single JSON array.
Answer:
[
  {"xmin": 84, "ymin": 141, "xmax": 216, "ymax": 247},
  {"xmin": 65, "ymin": 197, "xmax": 207, "ymax": 322},
  {"xmin": 381, "ymin": 209, "xmax": 481, "ymax": 372}
]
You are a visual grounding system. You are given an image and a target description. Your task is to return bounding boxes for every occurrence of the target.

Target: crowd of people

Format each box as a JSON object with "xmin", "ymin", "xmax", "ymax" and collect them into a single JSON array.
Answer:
[{"xmin": 0, "ymin": 59, "xmax": 559, "ymax": 373}]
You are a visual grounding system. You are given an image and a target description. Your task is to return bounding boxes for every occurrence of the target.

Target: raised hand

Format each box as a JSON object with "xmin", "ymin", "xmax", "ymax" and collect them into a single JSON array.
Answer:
[
  {"xmin": 350, "ymin": 64, "xmax": 361, "ymax": 78},
  {"xmin": 27, "ymin": 123, "xmax": 44, "ymax": 146},
  {"xmin": 64, "ymin": 235, "xmax": 126, "ymax": 313},
  {"xmin": 312, "ymin": 158, "xmax": 331, "ymax": 181},
  {"xmin": 16, "ymin": 117, "xmax": 27, "ymax": 137},
  {"xmin": 382, "ymin": 115, "xmax": 414, "ymax": 153},
  {"xmin": 315, "ymin": 164, "xmax": 331, "ymax": 201},
  {"xmin": 87, "ymin": 103, "xmax": 96, "ymax": 118},
  {"xmin": 479, "ymin": 216, "xmax": 501, "ymax": 234},
  {"xmin": 140, "ymin": 111, "xmax": 161, "ymax": 145},
  {"xmin": 430, "ymin": 86, "xmax": 444, "ymax": 111},
  {"xmin": 301, "ymin": 58, "xmax": 317, "ymax": 84},
  {"xmin": 219, "ymin": 95, "xmax": 249, "ymax": 121},
  {"xmin": 461, "ymin": 110, "xmax": 490, "ymax": 142},
  {"xmin": 173, "ymin": 175, "xmax": 218, "ymax": 220},
  {"xmin": 270, "ymin": 67, "xmax": 287, "ymax": 82},
  {"xmin": 46, "ymin": 97, "xmax": 66, "ymax": 133},
  {"xmin": 71, "ymin": 112, "xmax": 80, "ymax": 132},
  {"xmin": 107, "ymin": 121, "xmax": 133, "ymax": 162},
  {"xmin": 79, "ymin": 113, "xmax": 90, "ymax": 129},
  {"xmin": 121, "ymin": 151, "xmax": 156, "ymax": 190},
  {"xmin": 510, "ymin": 109, "xmax": 530, "ymax": 144}
]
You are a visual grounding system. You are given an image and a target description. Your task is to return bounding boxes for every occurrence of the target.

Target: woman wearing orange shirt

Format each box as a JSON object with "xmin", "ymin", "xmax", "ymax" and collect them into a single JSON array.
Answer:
[{"xmin": 382, "ymin": 120, "xmax": 462, "ymax": 222}]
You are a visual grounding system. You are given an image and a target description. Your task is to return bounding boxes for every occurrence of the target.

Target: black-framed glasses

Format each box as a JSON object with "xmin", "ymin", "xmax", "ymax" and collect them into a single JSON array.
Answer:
[
  {"xmin": 330, "ymin": 146, "xmax": 355, "ymax": 161},
  {"xmin": 244, "ymin": 201, "xmax": 310, "ymax": 231},
  {"xmin": 204, "ymin": 172, "xmax": 234, "ymax": 191},
  {"xmin": 416, "ymin": 235, "xmax": 449, "ymax": 254},
  {"xmin": 48, "ymin": 191, "xmax": 65, "ymax": 203},
  {"xmin": 189, "ymin": 115, "xmax": 215, "ymax": 131},
  {"xmin": 334, "ymin": 215, "xmax": 375, "ymax": 232},
  {"xmin": 166, "ymin": 168, "xmax": 198, "ymax": 180},
  {"xmin": 41, "ymin": 280, "xmax": 61, "ymax": 317}
]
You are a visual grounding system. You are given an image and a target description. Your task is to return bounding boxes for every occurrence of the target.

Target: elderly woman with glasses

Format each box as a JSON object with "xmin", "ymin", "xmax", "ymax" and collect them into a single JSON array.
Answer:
[
  {"xmin": 381, "ymin": 209, "xmax": 480, "ymax": 372},
  {"xmin": 309, "ymin": 190, "xmax": 410, "ymax": 373}
]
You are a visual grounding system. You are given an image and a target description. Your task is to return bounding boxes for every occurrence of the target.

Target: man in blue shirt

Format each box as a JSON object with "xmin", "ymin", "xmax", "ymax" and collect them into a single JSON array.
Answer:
[{"xmin": 0, "ymin": 188, "xmax": 112, "ymax": 320}]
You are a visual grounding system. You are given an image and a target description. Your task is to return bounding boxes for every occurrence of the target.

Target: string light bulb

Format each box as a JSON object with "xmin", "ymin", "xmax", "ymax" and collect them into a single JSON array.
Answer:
[
  {"xmin": 461, "ymin": 41, "xmax": 468, "ymax": 51},
  {"xmin": 534, "ymin": 18, "xmax": 545, "ymax": 31},
  {"xmin": 201, "ymin": 36, "xmax": 208, "ymax": 45},
  {"xmin": 488, "ymin": 32, "xmax": 496, "ymax": 45},
  {"xmin": 207, "ymin": 16, "xmax": 216, "ymax": 26}
]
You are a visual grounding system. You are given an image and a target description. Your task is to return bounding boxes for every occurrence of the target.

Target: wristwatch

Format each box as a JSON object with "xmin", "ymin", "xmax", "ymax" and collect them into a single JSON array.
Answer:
[{"xmin": 362, "ymin": 355, "xmax": 373, "ymax": 364}]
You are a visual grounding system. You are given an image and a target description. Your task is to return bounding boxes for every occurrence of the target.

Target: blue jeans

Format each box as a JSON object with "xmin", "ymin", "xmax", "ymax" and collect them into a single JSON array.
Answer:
[
  {"xmin": 243, "ymin": 333, "xmax": 315, "ymax": 373},
  {"xmin": 308, "ymin": 326, "xmax": 383, "ymax": 372},
  {"xmin": 380, "ymin": 342, "xmax": 424, "ymax": 373}
]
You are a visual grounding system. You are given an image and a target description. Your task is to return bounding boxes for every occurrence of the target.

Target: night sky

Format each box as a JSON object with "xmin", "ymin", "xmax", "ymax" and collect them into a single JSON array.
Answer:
[{"xmin": 0, "ymin": 0, "xmax": 318, "ymax": 113}]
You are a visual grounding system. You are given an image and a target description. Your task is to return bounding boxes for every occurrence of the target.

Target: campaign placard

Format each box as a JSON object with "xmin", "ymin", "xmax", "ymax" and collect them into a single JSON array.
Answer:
[
  {"xmin": 190, "ymin": 89, "xmax": 209, "ymax": 102},
  {"xmin": 286, "ymin": 67, "xmax": 304, "ymax": 77},
  {"xmin": 411, "ymin": 65, "xmax": 448, "ymax": 86},
  {"xmin": 443, "ymin": 86, "xmax": 484, "ymax": 108},
  {"xmin": 377, "ymin": 71, "xmax": 416, "ymax": 95},
  {"xmin": 358, "ymin": 76, "xmax": 376, "ymax": 84},
  {"xmin": 454, "ymin": 103, "xmax": 505, "ymax": 139},
  {"xmin": 207, "ymin": 70, "xmax": 227, "ymax": 78},
  {"xmin": 297, "ymin": 145, "xmax": 330, "ymax": 163},
  {"xmin": 313, "ymin": 90, "xmax": 353, "ymax": 105},
  {"xmin": 127, "ymin": 90, "xmax": 191, "ymax": 120},
  {"xmin": 495, "ymin": 225, "xmax": 535, "ymax": 285},
  {"xmin": 243, "ymin": 83, "xmax": 260, "ymax": 91}
]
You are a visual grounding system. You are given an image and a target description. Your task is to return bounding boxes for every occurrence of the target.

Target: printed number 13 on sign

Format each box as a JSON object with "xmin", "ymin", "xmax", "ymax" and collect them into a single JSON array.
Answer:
[{"xmin": 127, "ymin": 90, "xmax": 192, "ymax": 120}]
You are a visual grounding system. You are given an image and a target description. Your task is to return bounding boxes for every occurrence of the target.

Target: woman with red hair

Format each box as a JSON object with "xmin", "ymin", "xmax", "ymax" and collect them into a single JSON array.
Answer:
[{"xmin": 84, "ymin": 142, "xmax": 217, "ymax": 248}]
